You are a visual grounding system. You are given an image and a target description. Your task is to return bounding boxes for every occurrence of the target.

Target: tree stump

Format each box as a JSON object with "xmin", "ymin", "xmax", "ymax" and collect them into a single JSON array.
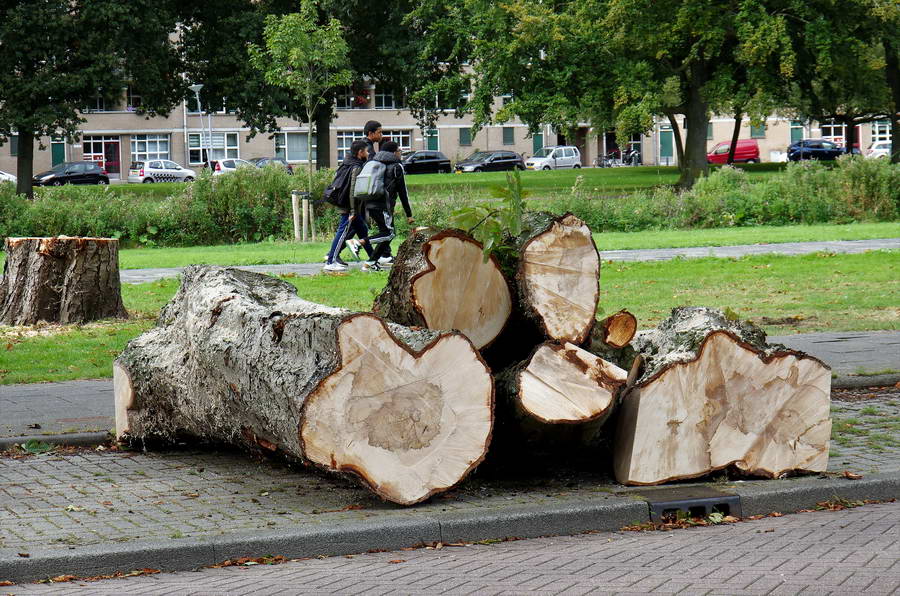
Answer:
[
  {"xmin": 0, "ymin": 236, "xmax": 127, "ymax": 325},
  {"xmin": 614, "ymin": 307, "xmax": 832, "ymax": 485},
  {"xmin": 115, "ymin": 266, "xmax": 494, "ymax": 506}
]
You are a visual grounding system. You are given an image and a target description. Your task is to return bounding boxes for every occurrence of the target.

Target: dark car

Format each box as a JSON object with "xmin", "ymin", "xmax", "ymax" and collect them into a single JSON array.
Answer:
[
  {"xmin": 32, "ymin": 161, "xmax": 110, "ymax": 186},
  {"xmin": 787, "ymin": 139, "xmax": 845, "ymax": 161},
  {"xmin": 248, "ymin": 157, "xmax": 294, "ymax": 174},
  {"xmin": 455, "ymin": 150, "xmax": 526, "ymax": 173},
  {"xmin": 401, "ymin": 150, "xmax": 452, "ymax": 174}
]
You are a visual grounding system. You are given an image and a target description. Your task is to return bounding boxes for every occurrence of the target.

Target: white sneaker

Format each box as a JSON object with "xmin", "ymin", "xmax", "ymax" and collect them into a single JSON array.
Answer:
[
  {"xmin": 345, "ymin": 238, "xmax": 362, "ymax": 260},
  {"xmin": 378, "ymin": 256, "xmax": 394, "ymax": 266},
  {"xmin": 323, "ymin": 262, "xmax": 348, "ymax": 272},
  {"xmin": 361, "ymin": 261, "xmax": 382, "ymax": 272}
]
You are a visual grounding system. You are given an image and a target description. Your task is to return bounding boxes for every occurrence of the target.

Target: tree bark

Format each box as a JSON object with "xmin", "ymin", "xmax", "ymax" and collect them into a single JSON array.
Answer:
[
  {"xmin": 372, "ymin": 227, "xmax": 513, "ymax": 350},
  {"xmin": 677, "ymin": 63, "xmax": 711, "ymax": 189},
  {"xmin": 843, "ymin": 116, "xmax": 858, "ymax": 155},
  {"xmin": 614, "ymin": 307, "xmax": 832, "ymax": 486},
  {"xmin": 665, "ymin": 112, "xmax": 685, "ymax": 167},
  {"xmin": 495, "ymin": 341, "xmax": 626, "ymax": 446},
  {"xmin": 15, "ymin": 130, "xmax": 34, "ymax": 198},
  {"xmin": 315, "ymin": 103, "xmax": 332, "ymax": 169},
  {"xmin": 727, "ymin": 111, "xmax": 742, "ymax": 165},
  {"xmin": 0, "ymin": 236, "xmax": 127, "ymax": 326},
  {"xmin": 115, "ymin": 265, "xmax": 494, "ymax": 506},
  {"xmin": 884, "ymin": 37, "xmax": 900, "ymax": 164}
]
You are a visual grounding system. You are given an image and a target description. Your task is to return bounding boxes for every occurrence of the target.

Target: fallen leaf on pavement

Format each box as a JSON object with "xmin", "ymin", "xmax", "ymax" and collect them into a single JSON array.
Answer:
[
  {"xmin": 843, "ymin": 470, "xmax": 863, "ymax": 480},
  {"xmin": 0, "ymin": 581, "xmax": 14, "ymax": 587},
  {"xmin": 17, "ymin": 553, "xmax": 29, "ymax": 558},
  {"xmin": 388, "ymin": 560, "xmax": 405, "ymax": 564}
]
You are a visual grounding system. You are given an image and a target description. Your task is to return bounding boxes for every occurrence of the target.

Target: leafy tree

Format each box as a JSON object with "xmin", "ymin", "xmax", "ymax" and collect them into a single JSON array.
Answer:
[
  {"xmin": 248, "ymin": 0, "xmax": 353, "ymax": 192},
  {"xmin": 0, "ymin": 0, "xmax": 185, "ymax": 196}
]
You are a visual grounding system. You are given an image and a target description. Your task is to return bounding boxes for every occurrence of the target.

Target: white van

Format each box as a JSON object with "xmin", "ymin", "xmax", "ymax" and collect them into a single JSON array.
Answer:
[{"xmin": 525, "ymin": 146, "xmax": 582, "ymax": 170}]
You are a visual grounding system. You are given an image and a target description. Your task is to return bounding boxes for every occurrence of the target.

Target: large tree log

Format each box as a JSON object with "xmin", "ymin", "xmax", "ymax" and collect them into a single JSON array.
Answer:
[
  {"xmin": 614, "ymin": 307, "xmax": 832, "ymax": 486},
  {"xmin": 586, "ymin": 309, "xmax": 639, "ymax": 370},
  {"xmin": 1, "ymin": 236, "xmax": 127, "ymax": 325},
  {"xmin": 373, "ymin": 228, "xmax": 512, "ymax": 350},
  {"xmin": 495, "ymin": 342, "xmax": 626, "ymax": 446},
  {"xmin": 115, "ymin": 266, "xmax": 494, "ymax": 505},
  {"xmin": 514, "ymin": 213, "xmax": 600, "ymax": 345}
]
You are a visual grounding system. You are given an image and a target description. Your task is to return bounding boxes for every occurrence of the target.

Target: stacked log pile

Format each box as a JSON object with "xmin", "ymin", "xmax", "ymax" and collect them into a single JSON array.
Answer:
[{"xmin": 115, "ymin": 213, "xmax": 832, "ymax": 505}]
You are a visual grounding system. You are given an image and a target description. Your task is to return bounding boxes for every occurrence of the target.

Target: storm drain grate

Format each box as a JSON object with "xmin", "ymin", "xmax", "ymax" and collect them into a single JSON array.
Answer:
[{"xmin": 627, "ymin": 486, "xmax": 742, "ymax": 523}]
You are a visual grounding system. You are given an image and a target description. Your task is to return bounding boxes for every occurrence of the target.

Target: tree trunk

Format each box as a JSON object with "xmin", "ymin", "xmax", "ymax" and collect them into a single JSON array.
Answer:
[
  {"xmin": 315, "ymin": 103, "xmax": 332, "ymax": 169},
  {"xmin": 614, "ymin": 307, "xmax": 832, "ymax": 486},
  {"xmin": 514, "ymin": 212, "xmax": 600, "ymax": 345},
  {"xmin": 727, "ymin": 111, "xmax": 742, "ymax": 164},
  {"xmin": 372, "ymin": 228, "xmax": 513, "ymax": 350},
  {"xmin": 495, "ymin": 341, "xmax": 626, "ymax": 446},
  {"xmin": 884, "ymin": 37, "xmax": 900, "ymax": 164},
  {"xmin": 677, "ymin": 64, "xmax": 711, "ymax": 189},
  {"xmin": 843, "ymin": 116, "xmax": 858, "ymax": 155},
  {"xmin": 115, "ymin": 266, "xmax": 494, "ymax": 506},
  {"xmin": 15, "ymin": 130, "xmax": 34, "ymax": 198},
  {"xmin": 0, "ymin": 236, "xmax": 127, "ymax": 326},
  {"xmin": 666, "ymin": 112, "xmax": 685, "ymax": 167}
]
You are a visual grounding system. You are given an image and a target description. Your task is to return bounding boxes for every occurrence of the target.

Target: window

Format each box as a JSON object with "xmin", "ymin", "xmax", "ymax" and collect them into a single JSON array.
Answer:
[
  {"xmin": 336, "ymin": 88, "xmax": 354, "ymax": 110},
  {"xmin": 188, "ymin": 132, "xmax": 239, "ymax": 164},
  {"xmin": 791, "ymin": 120, "xmax": 804, "ymax": 143},
  {"xmin": 459, "ymin": 128, "xmax": 472, "ymax": 146},
  {"xmin": 872, "ymin": 120, "xmax": 891, "ymax": 142},
  {"xmin": 750, "ymin": 124, "xmax": 766, "ymax": 138},
  {"xmin": 130, "ymin": 134, "xmax": 170, "ymax": 162},
  {"xmin": 374, "ymin": 89, "xmax": 395, "ymax": 110},
  {"xmin": 126, "ymin": 87, "xmax": 142, "ymax": 111},
  {"xmin": 502, "ymin": 95, "xmax": 513, "ymax": 106},
  {"xmin": 85, "ymin": 95, "xmax": 107, "ymax": 113},
  {"xmin": 707, "ymin": 123, "xmax": 713, "ymax": 140},
  {"xmin": 336, "ymin": 131, "xmax": 363, "ymax": 160},
  {"xmin": 382, "ymin": 130, "xmax": 412, "ymax": 150},
  {"xmin": 502, "ymin": 127, "xmax": 514, "ymax": 145},
  {"xmin": 10, "ymin": 135, "xmax": 18, "ymax": 156},
  {"xmin": 275, "ymin": 132, "xmax": 317, "ymax": 162}
]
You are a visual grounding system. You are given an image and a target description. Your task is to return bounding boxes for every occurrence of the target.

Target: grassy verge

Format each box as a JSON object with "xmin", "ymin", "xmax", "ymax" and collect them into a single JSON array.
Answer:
[{"xmin": 1, "ymin": 250, "xmax": 896, "ymax": 384}]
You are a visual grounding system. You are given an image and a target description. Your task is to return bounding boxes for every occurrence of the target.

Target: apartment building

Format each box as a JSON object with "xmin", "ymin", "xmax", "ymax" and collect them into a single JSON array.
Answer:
[{"xmin": 0, "ymin": 86, "xmax": 546, "ymax": 180}]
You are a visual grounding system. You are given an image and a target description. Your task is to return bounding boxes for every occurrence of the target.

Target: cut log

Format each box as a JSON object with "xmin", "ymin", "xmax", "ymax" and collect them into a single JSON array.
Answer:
[
  {"xmin": 373, "ymin": 228, "xmax": 512, "ymax": 350},
  {"xmin": 1, "ymin": 236, "xmax": 127, "ymax": 325},
  {"xmin": 495, "ymin": 342, "xmax": 626, "ymax": 446},
  {"xmin": 515, "ymin": 213, "xmax": 600, "ymax": 345},
  {"xmin": 595, "ymin": 309, "xmax": 637, "ymax": 349},
  {"xmin": 115, "ymin": 265, "xmax": 494, "ymax": 505},
  {"xmin": 614, "ymin": 307, "xmax": 832, "ymax": 486}
]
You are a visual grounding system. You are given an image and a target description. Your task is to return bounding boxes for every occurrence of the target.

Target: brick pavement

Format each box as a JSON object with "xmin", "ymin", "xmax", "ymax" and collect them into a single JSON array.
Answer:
[
  {"xmin": 0, "ymin": 392, "xmax": 896, "ymax": 556},
  {"xmin": 5, "ymin": 502, "xmax": 898, "ymax": 595}
]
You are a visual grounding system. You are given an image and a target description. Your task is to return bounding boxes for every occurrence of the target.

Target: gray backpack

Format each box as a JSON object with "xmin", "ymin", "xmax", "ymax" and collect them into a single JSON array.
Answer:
[{"xmin": 353, "ymin": 160, "xmax": 387, "ymax": 200}]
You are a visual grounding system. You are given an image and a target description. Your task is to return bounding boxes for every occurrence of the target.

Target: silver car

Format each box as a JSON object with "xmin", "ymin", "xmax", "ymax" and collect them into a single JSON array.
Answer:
[{"xmin": 128, "ymin": 160, "xmax": 196, "ymax": 183}]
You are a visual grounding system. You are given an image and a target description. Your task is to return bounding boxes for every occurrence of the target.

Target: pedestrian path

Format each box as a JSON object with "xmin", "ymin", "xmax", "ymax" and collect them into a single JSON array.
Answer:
[{"xmin": 119, "ymin": 238, "xmax": 900, "ymax": 283}]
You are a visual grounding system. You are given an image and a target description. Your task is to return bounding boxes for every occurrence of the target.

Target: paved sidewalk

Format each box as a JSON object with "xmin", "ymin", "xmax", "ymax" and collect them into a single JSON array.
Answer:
[
  {"xmin": 118, "ymin": 238, "xmax": 900, "ymax": 283},
  {"xmin": 7, "ymin": 502, "xmax": 898, "ymax": 595}
]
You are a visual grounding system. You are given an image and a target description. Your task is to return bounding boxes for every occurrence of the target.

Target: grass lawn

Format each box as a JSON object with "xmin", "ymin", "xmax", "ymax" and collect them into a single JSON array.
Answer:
[{"xmin": 1, "ymin": 250, "xmax": 896, "ymax": 384}]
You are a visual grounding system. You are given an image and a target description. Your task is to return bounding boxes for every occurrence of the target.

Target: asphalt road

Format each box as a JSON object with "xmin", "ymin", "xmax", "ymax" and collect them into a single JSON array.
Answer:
[{"xmin": 6, "ymin": 502, "xmax": 898, "ymax": 595}]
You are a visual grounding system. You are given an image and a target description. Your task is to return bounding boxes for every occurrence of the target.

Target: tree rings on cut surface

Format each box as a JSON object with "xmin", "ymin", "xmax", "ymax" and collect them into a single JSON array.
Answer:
[
  {"xmin": 518, "ymin": 214, "xmax": 599, "ymax": 344},
  {"xmin": 300, "ymin": 314, "xmax": 494, "ymax": 505},
  {"xmin": 614, "ymin": 330, "xmax": 832, "ymax": 485}
]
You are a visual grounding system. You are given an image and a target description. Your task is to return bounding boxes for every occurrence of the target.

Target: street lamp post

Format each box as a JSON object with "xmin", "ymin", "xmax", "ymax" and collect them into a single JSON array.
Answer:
[{"xmin": 189, "ymin": 84, "xmax": 210, "ymax": 169}]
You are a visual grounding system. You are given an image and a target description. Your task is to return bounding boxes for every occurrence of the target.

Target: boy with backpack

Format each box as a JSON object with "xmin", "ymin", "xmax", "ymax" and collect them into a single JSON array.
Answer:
[
  {"xmin": 322, "ymin": 140, "xmax": 375, "ymax": 272},
  {"xmin": 355, "ymin": 140, "xmax": 413, "ymax": 271}
]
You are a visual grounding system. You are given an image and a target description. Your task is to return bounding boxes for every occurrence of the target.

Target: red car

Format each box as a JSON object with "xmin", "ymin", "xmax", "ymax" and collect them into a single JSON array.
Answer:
[{"xmin": 707, "ymin": 139, "xmax": 760, "ymax": 164}]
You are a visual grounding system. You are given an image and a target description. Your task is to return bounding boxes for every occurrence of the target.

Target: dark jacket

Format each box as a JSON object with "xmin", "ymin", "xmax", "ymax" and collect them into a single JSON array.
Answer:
[
  {"xmin": 368, "ymin": 150, "xmax": 412, "ymax": 217},
  {"xmin": 339, "ymin": 154, "xmax": 366, "ymax": 215},
  {"xmin": 365, "ymin": 138, "xmax": 378, "ymax": 162}
]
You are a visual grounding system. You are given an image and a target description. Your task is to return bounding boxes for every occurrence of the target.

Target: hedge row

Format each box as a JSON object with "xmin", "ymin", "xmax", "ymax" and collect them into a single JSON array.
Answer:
[{"xmin": 1, "ymin": 157, "xmax": 897, "ymax": 248}]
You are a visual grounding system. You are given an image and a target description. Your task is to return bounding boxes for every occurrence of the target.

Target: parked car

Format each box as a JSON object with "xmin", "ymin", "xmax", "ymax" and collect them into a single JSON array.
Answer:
[
  {"xmin": 707, "ymin": 139, "xmax": 760, "ymax": 164},
  {"xmin": 248, "ymin": 157, "xmax": 294, "ymax": 174},
  {"xmin": 787, "ymin": 139, "xmax": 845, "ymax": 161},
  {"xmin": 127, "ymin": 160, "xmax": 196, "ymax": 184},
  {"xmin": 401, "ymin": 150, "xmax": 452, "ymax": 174},
  {"xmin": 455, "ymin": 150, "xmax": 526, "ymax": 173},
  {"xmin": 525, "ymin": 146, "xmax": 582, "ymax": 170},
  {"xmin": 210, "ymin": 158, "xmax": 255, "ymax": 175},
  {"xmin": 32, "ymin": 161, "xmax": 109, "ymax": 186},
  {"xmin": 866, "ymin": 141, "xmax": 892, "ymax": 159},
  {"xmin": 0, "ymin": 170, "xmax": 16, "ymax": 184}
]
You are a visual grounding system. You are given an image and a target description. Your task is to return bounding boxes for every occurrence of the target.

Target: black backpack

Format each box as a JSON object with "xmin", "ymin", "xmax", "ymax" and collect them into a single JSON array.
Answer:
[{"xmin": 321, "ymin": 163, "xmax": 355, "ymax": 207}]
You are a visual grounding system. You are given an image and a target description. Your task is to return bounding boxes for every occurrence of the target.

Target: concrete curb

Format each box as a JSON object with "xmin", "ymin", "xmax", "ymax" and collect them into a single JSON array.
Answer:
[
  {"xmin": 0, "ymin": 432, "xmax": 110, "ymax": 451},
  {"xmin": 2, "ymin": 474, "xmax": 897, "ymax": 584},
  {"xmin": 832, "ymin": 373, "xmax": 900, "ymax": 389}
]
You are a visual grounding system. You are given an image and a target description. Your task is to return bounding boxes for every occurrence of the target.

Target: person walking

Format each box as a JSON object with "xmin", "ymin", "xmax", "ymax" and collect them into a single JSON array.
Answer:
[
  {"xmin": 360, "ymin": 140, "xmax": 413, "ymax": 271},
  {"xmin": 363, "ymin": 120, "xmax": 382, "ymax": 162},
  {"xmin": 323, "ymin": 140, "xmax": 375, "ymax": 272}
]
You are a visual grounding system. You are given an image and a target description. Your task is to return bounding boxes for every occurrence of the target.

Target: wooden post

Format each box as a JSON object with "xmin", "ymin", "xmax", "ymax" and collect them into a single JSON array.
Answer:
[
  {"xmin": 301, "ymin": 194, "xmax": 309, "ymax": 242},
  {"xmin": 291, "ymin": 190, "xmax": 301, "ymax": 242}
]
